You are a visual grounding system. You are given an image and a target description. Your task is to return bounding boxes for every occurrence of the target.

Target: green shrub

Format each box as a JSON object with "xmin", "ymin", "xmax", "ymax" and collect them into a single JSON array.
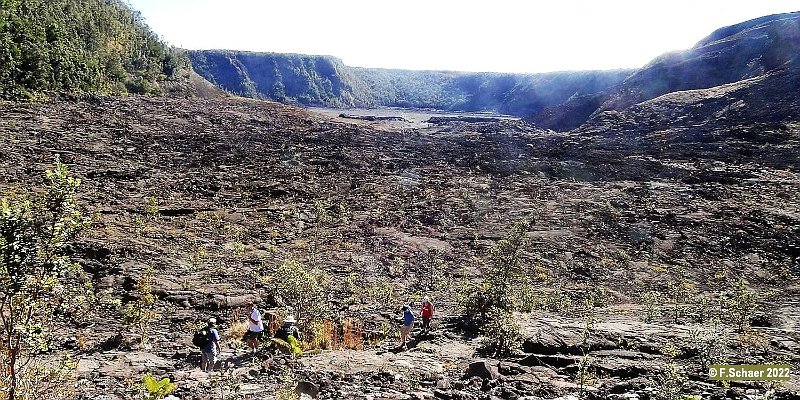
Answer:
[
  {"xmin": 458, "ymin": 280, "xmax": 492, "ymax": 321},
  {"xmin": 576, "ymin": 353, "xmax": 596, "ymax": 398},
  {"xmin": 122, "ymin": 267, "xmax": 157, "ymax": 347},
  {"xmin": 688, "ymin": 293, "xmax": 716, "ymax": 323},
  {"xmin": 459, "ymin": 216, "xmax": 535, "ymax": 320},
  {"xmin": 143, "ymin": 196, "xmax": 159, "ymax": 217},
  {"xmin": 654, "ymin": 362, "xmax": 687, "ymax": 400},
  {"xmin": 642, "ymin": 290, "xmax": 663, "ymax": 323},
  {"xmin": 724, "ymin": 279, "xmax": 758, "ymax": 331},
  {"xmin": 687, "ymin": 319, "xmax": 728, "ymax": 370},
  {"xmin": 0, "ymin": 158, "xmax": 90, "ymax": 400},
  {"xmin": 266, "ymin": 259, "xmax": 328, "ymax": 324},
  {"xmin": 534, "ymin": 288, "xmax": 573, "ymax": 314},
  {"xmin": 479, "ymin": 308, "xmax": 523, "ymax": 356},
  {"xmin": 410, "ymin": 248, "xmax": 448, "ymax": 294}
]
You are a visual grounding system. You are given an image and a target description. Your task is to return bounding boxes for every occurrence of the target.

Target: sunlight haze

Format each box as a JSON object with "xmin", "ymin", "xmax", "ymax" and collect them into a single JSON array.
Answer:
[{"xmin": 125, "ymin": 0, "xmax": 799, "ymax": 73}]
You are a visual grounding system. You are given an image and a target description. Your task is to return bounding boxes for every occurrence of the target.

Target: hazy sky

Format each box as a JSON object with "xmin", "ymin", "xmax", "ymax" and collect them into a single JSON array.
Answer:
[{"xmin": 125, "ymin": 0, "xmax": 799, "ymax": 73}]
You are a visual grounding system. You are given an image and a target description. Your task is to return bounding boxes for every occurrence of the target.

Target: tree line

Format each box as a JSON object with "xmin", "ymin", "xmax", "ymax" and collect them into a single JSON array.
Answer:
[{"xmin": 0, "ymin": 0, "xmax": 188, "ymax": 99}]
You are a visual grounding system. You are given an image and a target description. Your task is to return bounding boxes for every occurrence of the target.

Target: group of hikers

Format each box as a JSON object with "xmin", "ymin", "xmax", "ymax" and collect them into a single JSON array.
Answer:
[
  {"xmin": 195, "ymin": 301, "xmax": 303, "ymax": 372},
  {"xmin": 195, "ymin": 297, "xmax": 435, "ymax": 371},
  {"xmin": 401, "ymin": 296, "xmax": 435, "ymax": 348}
]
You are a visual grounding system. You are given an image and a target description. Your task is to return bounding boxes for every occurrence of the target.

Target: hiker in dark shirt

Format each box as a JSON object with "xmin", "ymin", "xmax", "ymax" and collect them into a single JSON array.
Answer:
[{"xmin": 275, "ymin": 315, "xmax": 301, "ymax": 342}]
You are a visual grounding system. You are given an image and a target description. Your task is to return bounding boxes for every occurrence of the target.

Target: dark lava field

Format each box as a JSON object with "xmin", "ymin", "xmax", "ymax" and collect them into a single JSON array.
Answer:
[{"xmin": 1, "ymin": 94, "xmax": 799, "ymax": 399}]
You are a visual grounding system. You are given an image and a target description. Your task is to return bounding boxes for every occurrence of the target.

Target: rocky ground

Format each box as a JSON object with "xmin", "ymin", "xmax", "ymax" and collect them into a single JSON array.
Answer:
[{"xmin": 1, "ymin": 95, "xmax": 799, "ymax": 399}]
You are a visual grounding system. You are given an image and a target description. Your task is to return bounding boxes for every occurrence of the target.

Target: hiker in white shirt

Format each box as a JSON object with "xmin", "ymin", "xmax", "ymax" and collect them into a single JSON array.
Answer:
[{"xmin": 244, "ymin": 301, "xmax": 264, "ymax": 352}]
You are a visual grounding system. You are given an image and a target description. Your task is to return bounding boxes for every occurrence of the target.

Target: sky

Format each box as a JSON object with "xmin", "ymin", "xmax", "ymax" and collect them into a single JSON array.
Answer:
[{"xmin": 125, "ymin": 0, "xmax": 799, "ymax": 73}]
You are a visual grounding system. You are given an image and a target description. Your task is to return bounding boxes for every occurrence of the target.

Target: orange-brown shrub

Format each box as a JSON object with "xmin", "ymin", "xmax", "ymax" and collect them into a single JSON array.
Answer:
[{"xmin": 342, "ymin": 318, "xmax": 364, "ymax": 350}]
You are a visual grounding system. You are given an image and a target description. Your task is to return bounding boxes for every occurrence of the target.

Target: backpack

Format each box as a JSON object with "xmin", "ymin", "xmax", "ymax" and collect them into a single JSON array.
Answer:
[
  {"xmin": 274, "ymin": 326, "xmax": 289, "ymax": 341},
  {"xmin": 192, "ymin": 328, "xmax": 210, "ymax": 349}
]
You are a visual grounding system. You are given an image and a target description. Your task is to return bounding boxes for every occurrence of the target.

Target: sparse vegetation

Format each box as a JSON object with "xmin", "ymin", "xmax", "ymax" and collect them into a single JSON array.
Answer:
[
  {"xmin": 654, "ymin": 362, "xmax": 688, "ymax": 400},
  {"xmin": 122, "ymin": 267, "xmax": 157, "ymax": 347},
  {"xmin": 274, "ymin": 371, "xmax": 299, "ymax": 400},
  {"xmin": 724, "ymin": 278, "xmax": 758, "ymax": 331},
  {"xmin": 687, "ymin": 319, "xmax": 729, "ymax": 370},
  {"xmin": 642, "ymin": 290, "xmax": 663, "ymax": 323},
  {"xmin": 210, "ymin": 368, "xmax": 243, "ymax": 400},
  {"xmin": 479, "ymin": 307, "xmax": 523, "ymax": 356},
  {"xmin": 411, "ymin": 248, "xmax": 447, "ymax": 294},
  {"xmin": 306, "ymin": 320, "xmax": 336, "ymax": 350},
  {"xmin": 0, "ymin": 159, "xmax": 89, "ymax": 400},
  {"xmin": 265, "ymin": 259, "xmax": 328, "ymax": 324},
  {"xmin": 1, "ymin": 10, "xmax": 800, "ymax": 397},
  {"xmin": 225, "ymin": 320, "xmax": 249, "ymax": 349},
  {"xmin": 143, "ymin": 196, "xmax": 159, "ymax": 218},
  {"xmin": 342, "ymin": 318, "xmax": 364, "ymax": 350},
  {"xmin": 1, "ymin": 355, "xmax": 77, "ymax": 400},
  {"xmin": 576, "ymin": 353, "xmax": 595, "ymax": 399},
  {"xmin": 303, "ymin": 318, "xmax": 364, "ymax": 351}
]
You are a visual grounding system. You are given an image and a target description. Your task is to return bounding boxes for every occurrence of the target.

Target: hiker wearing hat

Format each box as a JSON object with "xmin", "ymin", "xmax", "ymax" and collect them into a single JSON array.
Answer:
[
  {"xmin": 400, "ymin": 304, "xmax": 415, "ymax": 348},
  {"xmin": 420, "ymin": 296, "xmax": 434, "ymax": 335},
  {"xmin": 200, "ymin": 318, "xmax": 221, "ymax": 372},
  {"xmin": 275, "ymin": 315, "xmax": 302, "ymax": 342}
]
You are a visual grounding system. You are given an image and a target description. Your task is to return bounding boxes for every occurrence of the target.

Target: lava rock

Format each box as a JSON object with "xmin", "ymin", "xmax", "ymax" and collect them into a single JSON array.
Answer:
[{"xmin": 466, "ymin": 360, "xmax": 499, "ymax": 381}]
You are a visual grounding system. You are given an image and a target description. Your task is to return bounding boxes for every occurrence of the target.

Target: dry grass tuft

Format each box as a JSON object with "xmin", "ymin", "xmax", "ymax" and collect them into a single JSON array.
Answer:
[
  {"xmin": 304, "ymin": 319, "xmax": 364, "ymax": 351},
  {"xmin": 75, "ymin": 330, "xmax": 90, "ymax": 351},
  {"xmin": 307, "ymin": 320, "xmax": 336, "ymax": 350},
  {"xmin": 226, "ymin": 320, "xmax": 249, "ymax": 347},
  {"xmin": 267, "ymin": 312, "xmax": 282, "ymax": 336}
]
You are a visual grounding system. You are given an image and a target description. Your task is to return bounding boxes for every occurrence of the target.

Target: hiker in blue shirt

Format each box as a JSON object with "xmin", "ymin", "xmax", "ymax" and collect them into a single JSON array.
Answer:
[
  {"xmin": 400, "ymin": 304, "xmax": 415, "ymax": 348},
  {"xmin": 201, "ymin": 318, "xmax": 221, "ymax": 372}
]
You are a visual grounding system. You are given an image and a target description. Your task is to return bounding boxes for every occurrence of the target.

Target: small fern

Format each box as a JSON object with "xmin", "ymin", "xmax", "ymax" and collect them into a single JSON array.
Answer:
[{"xmin": 142, "ymin": 374, "xmax": 177, "ymax": 400}]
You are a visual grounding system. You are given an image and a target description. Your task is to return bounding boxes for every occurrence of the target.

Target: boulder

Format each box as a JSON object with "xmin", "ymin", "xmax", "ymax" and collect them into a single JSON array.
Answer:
[
  {"xmin": 465, "ymin": 360, "xmax": 499, "ymax": 380},
  {"xmin": 295, "ymin": 380, "xmax": 320, "ymax": 398}
]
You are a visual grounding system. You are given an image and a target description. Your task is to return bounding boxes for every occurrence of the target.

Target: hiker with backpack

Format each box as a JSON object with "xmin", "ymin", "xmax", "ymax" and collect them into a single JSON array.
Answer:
[
  {"xmin": 420, "ymin": 296, "xmax": 434, "ymax": 335},
  {"xmin": 195, "ymin": 317, "xmax": 221, "ymax": 372},
  {"xmin": 400, "ymin": 304, "xmax": 415, "ymax": 349},
  {"xmin": 244, "ymin": 301, "xmax": 264, "ymax": 353}
]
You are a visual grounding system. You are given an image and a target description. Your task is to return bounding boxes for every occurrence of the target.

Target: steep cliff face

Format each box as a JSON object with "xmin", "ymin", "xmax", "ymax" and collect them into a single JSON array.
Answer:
[
  {"xmin": 188, "ymin": 49, "xmax": 631, "ymax": 118},
  {"xmin": 596, "ymin": 12, "xmax": 800, "ymax": 114},
  {"xmin": 187, "ymin": 12, "xmax": 800, "ymax": 131},
  {"xmin": 189, "ymin": 51, "xmax": 357, "ymax": 106},
  {"xmin": 575, "ymin": 13, "xmax": 800, "ymax": 136},
  {"xmin": 534, "ymin": 12, "xmax": 800, "ymax": 131}
]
